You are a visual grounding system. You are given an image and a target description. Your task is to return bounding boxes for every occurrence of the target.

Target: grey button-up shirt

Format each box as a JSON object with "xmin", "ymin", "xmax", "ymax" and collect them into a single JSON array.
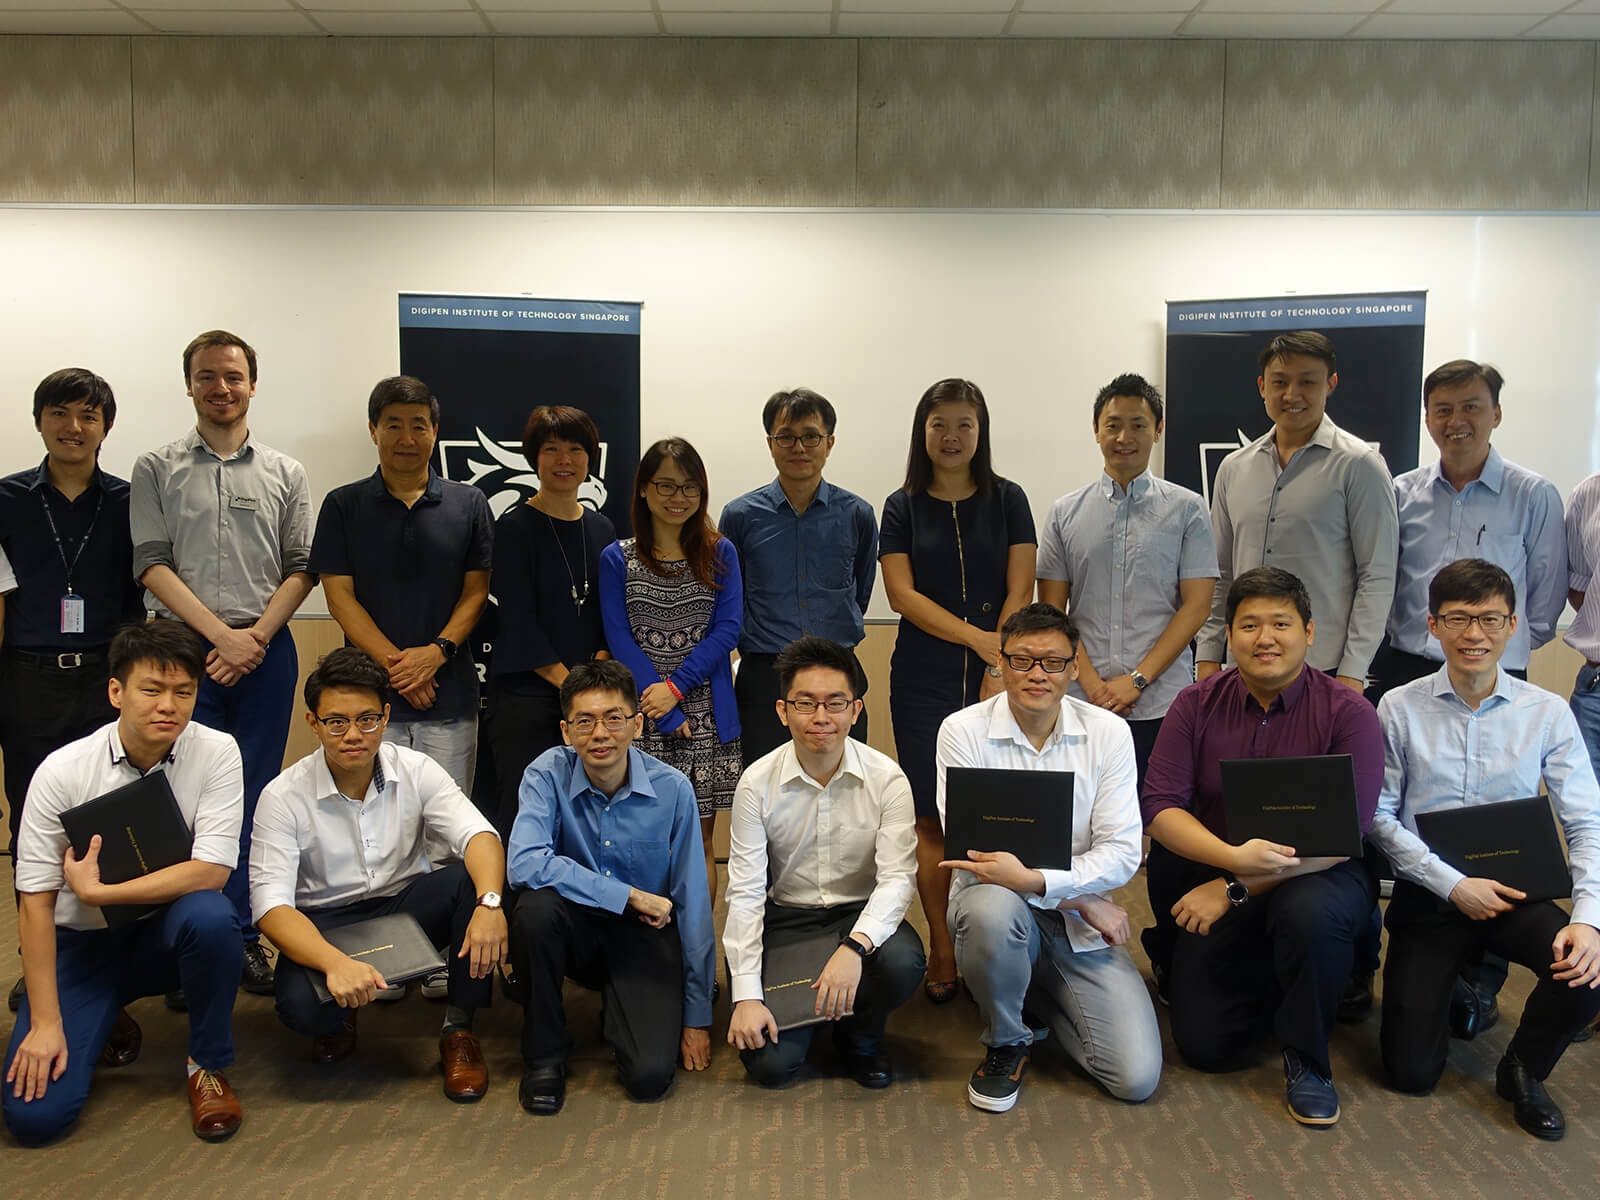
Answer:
[
  {"xmin": 1197, "ymin": 414, "xmax": 1398, "ymax": 679},
  {"xmin": 1037, "ymin": 470, "xmax": 1218, "ymax": 720},
  {"xmin": 130, "ymin": 429, "xmax": 313, "ymax": 626}
]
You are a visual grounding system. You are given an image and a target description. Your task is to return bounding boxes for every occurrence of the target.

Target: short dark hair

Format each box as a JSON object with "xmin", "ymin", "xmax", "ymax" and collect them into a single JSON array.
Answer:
[
  {"xmin": 1226, "ymin": 567, "xmax": 1313, "ymax": 627},
  {"xmin": 183, "ymin": 329, "xmax": 257, "ymax": 383},
  {"xmin": 560, "ymin": 659, "xmax": 639, "ymax": 719},
  {"xmin": 902, "ymin": 378, "xmax": 998, "ymax": 496},
  {"xmin": 774, "ymin": 636, "xmax": 859, "ymax": 697},
  {"xmin": 999, "ymin": 602, "xmax": 1079, "ymax": 654},
  {"xmin": 304, "ymin": 646, "xmax": 390, "ymax": 712},
  {"xmin": 1428, "ymin": 558, "xmax": 1515, "ymax": 616},
  {"xmin": 1092, "ymin": 373, "xmax": 1163, "ymax": 428},
  {"xmin": 33, "ymin": 367, "xmax": 116, "ymax": 431},
  {"xmin": 109, "ymin": 619, "xmax": 206, "ymax": 685},
  {"xmin": 763, "ymin": 388, "xmax": 837, "ymax": 436},
  {"xmin": 1258, "ymin": 331, "xmax": 1336, "ymax": 377},
  {"xmin": 1423, "ymin": 359, "xmax": 1504, "ymax": 408},
  {"xmin": 367, "ymin": 375, "xmax": 440, "ymax": 426},
  {"xmin": 522, "ymin": 405, "xmax": 601, "ymax": 470}
]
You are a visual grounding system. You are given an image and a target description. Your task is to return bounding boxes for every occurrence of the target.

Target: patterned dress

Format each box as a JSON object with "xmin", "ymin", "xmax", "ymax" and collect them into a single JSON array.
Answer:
[{"xmin": 620, "ymin": 539, "xmax": 743, "ymax": 817}]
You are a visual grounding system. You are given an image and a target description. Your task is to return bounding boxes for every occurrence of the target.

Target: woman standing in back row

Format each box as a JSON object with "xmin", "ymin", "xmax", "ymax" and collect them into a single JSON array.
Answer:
[{"xmin": 879, "ymin": 379, "xmax": 1036, "ymax": 1003}]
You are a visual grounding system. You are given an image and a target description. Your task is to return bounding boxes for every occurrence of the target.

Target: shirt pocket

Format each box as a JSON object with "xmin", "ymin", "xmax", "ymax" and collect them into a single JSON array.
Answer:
[
  {"xmin": 1133, "ymin": 524, "xmax": 1183, "ymax": 581},
  {"xmin": 811, "ymin": 542, "xmax": 856, "ymax": 592},
  {"xmin": 834, "ymin": 823, "xmax": 879, "ymax": 880},
  {"xmin": 627, "ymin": 838, "xmax": 670, "ymax": 896}
]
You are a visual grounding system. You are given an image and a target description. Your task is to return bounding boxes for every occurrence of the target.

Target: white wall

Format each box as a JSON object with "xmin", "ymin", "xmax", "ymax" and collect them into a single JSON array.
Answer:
[{"xmin": 3, "ymin": 206, "xmax": 1597, "ymax": 616}]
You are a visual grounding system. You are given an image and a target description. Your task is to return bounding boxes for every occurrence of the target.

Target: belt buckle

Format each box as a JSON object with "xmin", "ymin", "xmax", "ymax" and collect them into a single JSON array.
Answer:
[{"xmin": 56, "ymin": 652, "xmax": 83, "ymax": 670}]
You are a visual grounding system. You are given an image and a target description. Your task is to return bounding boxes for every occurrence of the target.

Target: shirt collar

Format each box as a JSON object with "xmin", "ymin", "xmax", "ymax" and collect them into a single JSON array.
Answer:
[
  {"xmin": 763, "ymin": 477, "xmax": 832, "ymax": 514},
  {"xmin": 27, "ymin": 457, "xmax": 106, "ymax": 498},
  {"xmin": 1426, "ymin": 444, "xmax": 1503, "ymax": 495},
  {"xmin": 1261, "ymin": 414, "xmax": 1337, "ymax": 457},
  {"xmin": 1098, "ymin": 470, "xmax": 1152, "ymax": 502},
  {"xmin": 776, "ymin": 737, "xmax": 866, "ymax": 789},
  {"xmin": 566, "ymin": 744, "xmax": 659, "ymax": 805},
  {"xmin": 1430, "ymin": 662, "xmax": 1516, "ymax": 709},
  {"xmin": 184, "ymin": 426, "xmax": 253, "ymax": 462},
  {"xmin": 107, "ymin": 723, "xmax": 179, "ymax": 769},
  {"xmin": 1233, "ymin": 665, "xmax": 1310, "ymax": 715},
  {"xmin": 983, "ymin": 692, "xmax": 1083, "ymax": 752},
  {"xmin": 365, "ymin": 465, "xmax": 444, "ymax": 505},
  {"xmin": 314, "ymin": 742, "xmax": 390, "ymax": 804}
]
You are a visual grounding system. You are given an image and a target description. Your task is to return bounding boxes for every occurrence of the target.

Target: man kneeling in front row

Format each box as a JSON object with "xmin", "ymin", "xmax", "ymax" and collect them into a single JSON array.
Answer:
[
  {"xmin": 250, "ymin": 648, "xmax": 508, "ymax": 1101},
  {"xmin": 507, "ymin": 659, "xmax": 714, "ymax": 1115},
  {"xmin": 5, "ymin": 619, "xmax": 245, "ymax": 1144},
  {"xmin": 1372, "ymin": 559, "xmax": 1600, "ymax": 1140},
  {"xmin": 724, "ymin": 636, "xmax": 925, "ymax": 1088}
]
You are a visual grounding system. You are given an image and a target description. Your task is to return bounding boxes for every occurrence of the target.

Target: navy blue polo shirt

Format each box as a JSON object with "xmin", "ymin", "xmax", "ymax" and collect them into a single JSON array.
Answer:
[
  {"xmin": 0, "ymin": 459, "xmax": 142, "ymax": 653},
  {"xmin": 310, "ymin": 469, "xmax": 494, "ymax": 722}
]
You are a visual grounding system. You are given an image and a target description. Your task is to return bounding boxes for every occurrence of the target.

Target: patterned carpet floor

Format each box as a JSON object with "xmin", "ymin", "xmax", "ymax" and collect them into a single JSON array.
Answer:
[{"xmin": 4, "ymin": 872, "xmax": 1597, "ymax": 1199}]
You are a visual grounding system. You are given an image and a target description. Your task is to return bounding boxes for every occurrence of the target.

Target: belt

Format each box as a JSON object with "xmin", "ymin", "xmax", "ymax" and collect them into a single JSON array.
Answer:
[{"xmin": 3, "ymin": 646, "xmax": 108, "ymax": 671}]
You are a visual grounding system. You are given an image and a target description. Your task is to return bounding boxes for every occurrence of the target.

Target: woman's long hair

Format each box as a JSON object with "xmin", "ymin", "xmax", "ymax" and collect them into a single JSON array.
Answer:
[
  {"xmin": 630, "ymin": 437, "xmax": 724, "ymax": 589},
  {"xmin": 901, "ymin": 377, "xmax": 996, "ymax": 496}
]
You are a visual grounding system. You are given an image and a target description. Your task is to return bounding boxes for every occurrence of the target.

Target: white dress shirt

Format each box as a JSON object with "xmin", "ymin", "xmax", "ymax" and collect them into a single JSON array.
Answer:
[
  {"xmin": 250, "ymin": 741, "xmax": 498, "ymax": 921},
  {"xmin": 724, "ymin": 739, "xmax": 917, "ymax": 1004},
  {"xmin": 935, "ymin": 693, "xmax": 1142, "ymax": 953},
  {"xmin": 17, "ymin": 720, "xmax": 243, "ymax": 931},
  {"xmin": 0, "ymin": 543, "xmax": 15, "ymax": 593}
]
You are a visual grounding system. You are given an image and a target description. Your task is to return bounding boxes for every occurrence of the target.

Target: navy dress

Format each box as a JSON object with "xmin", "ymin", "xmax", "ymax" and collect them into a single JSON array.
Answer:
[{"xmin": 879, "ymin": 480, "xmax": 1035, "ymax": 820}]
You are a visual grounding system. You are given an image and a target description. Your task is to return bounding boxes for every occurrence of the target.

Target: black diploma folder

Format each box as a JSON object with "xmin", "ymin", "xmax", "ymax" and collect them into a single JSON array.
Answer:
[
  {"xmin": 1220, "ymin": 754, "xmax": 1364, "ymax": 860},
  {"xmin": 59, "ymin": 772, "xmax": 194, "ymax": 927},
  {"xmin": 761, "ymin": 929, "xmax": 841, "ymax": 1032},
  {"xmin": 942, "ymin": 767, "xmax": 1073, "ymax": 871},
  {"xmin": 310, "ymin": 913, "xmax": 447, "ymax": 1004},
  {"xmin": 1414, "ymin": 796, "xmax": 1573, "ymax": 903}
]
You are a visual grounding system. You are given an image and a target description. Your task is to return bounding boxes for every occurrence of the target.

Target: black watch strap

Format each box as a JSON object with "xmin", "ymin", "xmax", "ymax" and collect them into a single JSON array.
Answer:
[
  {"xmin": 433, "ymin": 637, "xmax": 457, "ymax": 661},
  {"xmin": 839, "ymin": 934, "xmax": 872, "ymax": 959}
]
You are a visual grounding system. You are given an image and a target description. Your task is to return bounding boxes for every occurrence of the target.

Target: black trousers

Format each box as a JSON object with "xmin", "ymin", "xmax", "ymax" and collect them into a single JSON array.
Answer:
[
  {"xmin": 489, "ymin": 686, "xmax": 565, "ymax": 836},
  {"xmin": 734, "ymin": 651, "xmax": 869, "ymax": 767},
  {"xmin": 0, "ymin": 649, "xmax": 115, "ymax": 867},
  {"xmin": 739, "ymin": 902, "xmax": 926, "ymax": 1087},
  {"xmin": 1154, "ymin": 847, "xmax": 1374, "ymax": 1077},
  {"xmin": 1127, "ymin": 717, "xmax": 1163, "ymax": 792},
  {"xmin": 274, "ymin": 862, "xmax": 491, "ymax": 1038},
  {"xmin": 1381, "ymin": 882, "xmax": 1600, "ymax": 1091},
  {"xmin": 510, "ymin": 886, "xmax": 684, "ymax": 1100}
]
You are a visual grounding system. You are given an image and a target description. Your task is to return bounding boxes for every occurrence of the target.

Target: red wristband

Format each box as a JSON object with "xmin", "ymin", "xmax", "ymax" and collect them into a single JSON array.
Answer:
[{"xmin": 665, "ymin": 679, "xmax": 684, "ymax": 702}]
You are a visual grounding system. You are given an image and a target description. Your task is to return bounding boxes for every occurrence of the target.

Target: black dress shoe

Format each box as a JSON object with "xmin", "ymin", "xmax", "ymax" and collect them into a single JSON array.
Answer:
[
  {"xmin": 1336, "ymin": 973, "xmax": 1374, "ymax": 1024},
  {"xmin": 240, "ymin": 942, "xmax": 276, "ymax": 996},
  {"xmin": 1448, "ymin": 977, "xmax": 1499, "ymax": 1041},
  {"xmin": 519, "ymin": 1065, "xmax": 567, "ymax": 1115},
  {"xmin": 848, "ymin": 1053, "xmax": 894, "ymax": 1090},
  {"xmin": 100, "ymin": 1007, "xmax": 143, "ymax": 1068},
  {"xmin": 165, "ymin": 989, "xmax": 188, "ymax": 1013},
  {"xmin": 1496, "ymin": 1054, "xmax": 1565, "ymax": 1140}
]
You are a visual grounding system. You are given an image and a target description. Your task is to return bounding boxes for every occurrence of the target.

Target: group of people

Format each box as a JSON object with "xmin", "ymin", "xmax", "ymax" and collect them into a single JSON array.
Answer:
[{"xmin": 0, "ymin": 327, "xmax": 1596, "ymax": 1149}]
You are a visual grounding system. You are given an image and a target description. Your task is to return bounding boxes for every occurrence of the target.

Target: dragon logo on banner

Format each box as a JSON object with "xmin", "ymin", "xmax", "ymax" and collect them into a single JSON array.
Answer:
[{"xmin": 439, "ymin": 426, "xmax": 611, "ymax": 519}]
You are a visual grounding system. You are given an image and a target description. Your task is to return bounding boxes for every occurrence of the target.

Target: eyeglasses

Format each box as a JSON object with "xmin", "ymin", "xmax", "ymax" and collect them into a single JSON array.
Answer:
[
  {"xmin": 1004, "ymin": 654, "xmax": 1072, "ymax": 674},
  {"xmin": 566, "ymin": 712, "xmax": 636, "ymax": 734},
  {"xmin": 784, "ymin": 697, "xmax": 857, "ymax": 714},
  {"xmin": 647, "ymin": 480, "xmax": 702, "ymax": 499},
  {"xmin": 315, "ymin": 713, "xmax": 385, "ymax": 735},
  {"xmin": 768, "ymin": 433, "xmax": 826, "ymax": 450},
  {"xmin": 1436, "ymin": 611, "xmax": 1511, "ymax": 632}
]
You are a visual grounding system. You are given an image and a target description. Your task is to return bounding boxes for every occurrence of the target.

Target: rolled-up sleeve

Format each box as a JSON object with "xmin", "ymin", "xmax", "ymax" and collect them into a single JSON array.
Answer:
[
  {"xmin": 1339, "ymin": 452, "xmax": 1399, "ymax": 680},
  {"xmin": 249, "ymin": 781, "xmax": 304, "ymax": 922},
  {"xmin": 279, "ymin": 460, "xmax": 314, "ymax": 578},
  {"xmin": 416, "ymin": 753, "xmax": 498, "ymax": 860},
  {"xmin": 129, "ymin": 451, "xmax": 176, "ymax": 579},
  {"xmin": 190, "ymin": 737, "xmax": 244, "ymax": 872}
]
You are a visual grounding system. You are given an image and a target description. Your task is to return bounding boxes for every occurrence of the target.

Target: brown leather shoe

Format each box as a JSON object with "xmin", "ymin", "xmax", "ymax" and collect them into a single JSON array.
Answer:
[
  {"xmin": 312, "ymin": 1012, "xmax": 358, "ymax": 1065},
  {"xmin": 440, "ymin": 1029, "xmax": 488, "ymax": 1103},
  {"xmin": 187, "ymin": 1068, "xmax": 243, "ymax": 1142},
  {"xmin": 100, "ymin": 1007, "xmax": 142, "ymax": 1068}
]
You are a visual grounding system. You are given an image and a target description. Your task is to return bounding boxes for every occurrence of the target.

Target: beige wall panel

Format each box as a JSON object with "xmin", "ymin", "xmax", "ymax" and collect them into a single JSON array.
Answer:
[
  {"xmin": 284, "ymin": 618, "xmax": 350, "ymax": 768},
  {"xmin": 1222, "ymin": 40, "xmax": 1595, "ymax": 211},
  {"xmin": 131, "ymin": 38, "xmax": 494, "ymax": 205},
  {"xmin": 494, "ymin": 38, "xmax": 858, "ymax": 206},
  {"xmin": 856, "ymin": 39, "xmax": 1225, "ymax": 209},
  {"xmin": 0, "ymin": 36, "xmax": 133, "ymax": 203}
]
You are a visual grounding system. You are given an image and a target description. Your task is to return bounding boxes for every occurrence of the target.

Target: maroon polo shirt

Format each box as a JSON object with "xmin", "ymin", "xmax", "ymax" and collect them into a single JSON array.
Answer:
[{"xmin": 1140, "ymin": 666, "xmax": 1383, "ymax": 837}]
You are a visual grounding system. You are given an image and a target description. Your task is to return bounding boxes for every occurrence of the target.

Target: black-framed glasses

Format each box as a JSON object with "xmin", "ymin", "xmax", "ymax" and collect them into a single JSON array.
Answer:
[
  {"xmin": 1436, "ymin": 611, "xmax": 1511, "ymax": 632},
  {"xmin": 315, "ymin": 713, "xmax": 385, "ymax": 735},
  {"xmin": 647, "ymin": 479, "xmax": 702, "ymax": 499},
  {"xmin": 784, "ymin": 697, "xmax": 857, "ymax": 714},
  {"xmin": 1004, "ymin": 654, "xmax": 1072, "ymax": 674},
  {"xmin": 768, "ymin": 433, "xmax": 826, "ymax": 450},
  {"xmin": 566, "ymin": 712, "xmax": 637, "ymax": 734}
]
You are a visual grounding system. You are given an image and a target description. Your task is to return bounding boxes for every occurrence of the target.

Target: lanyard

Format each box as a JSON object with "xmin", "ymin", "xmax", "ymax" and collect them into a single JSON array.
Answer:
[{"xmin": 39, "ymin": 484, "xmax": 102, "ymax": 595}]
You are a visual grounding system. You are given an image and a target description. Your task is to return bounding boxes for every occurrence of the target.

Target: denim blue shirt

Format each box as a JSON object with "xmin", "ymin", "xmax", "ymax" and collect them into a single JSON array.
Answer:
[
  {"xmin": 1037, "ymin": 470, "xmax": 1217, "ymax": 720},
  {"xmin": 1389, "ymin": 448, "xmax": 1567, "ymax": 670},
  {"xmin": 1372, "ymin": 666, "xmax": 1600, "ymax": 929},
  {"xmin": 718, "ymin": 479, "xmax": 878, "ymax": 654},
  {"xmin": 507, "ymin": 744, "xmax": 715, "ymax": 1026}
]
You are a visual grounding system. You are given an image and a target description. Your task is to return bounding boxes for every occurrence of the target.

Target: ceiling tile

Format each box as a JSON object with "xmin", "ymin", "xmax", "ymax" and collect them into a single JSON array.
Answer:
[
  {"xmin": 125, "ymin": 0, "xmax": 292, "ymax": 11},
  {"xmin": 837, "ymin": 12, "xmax": 1009, "ymax": 34},
  {"xmin": 1013, "ymin": 0, "xmax": 1189, "ymax": 10},
  {"xmin": 1355, "ymin": 13, "xmax": 1545, "ymax": 36},
  {"xmin": 1203, "ymin": 0, "xmax": 1379, "ymax": 10},
  {"xmin": 842, "ymin": 0, "xmax": 1012, "ymax": 13},
  {"xmin": 0, "ymin": 10, "xmax": 147, "ymax": 30},
  {"xmin": 1009, "ymin": 12, "xmax": 1188, "ymax": 34},
  {"xmin": 139, "ymin": 10, "xmax": 321, "ymax": 33},
  {"xmin": 301, "ymin": 0, "xmax": 471, "ymax": 10},
  {"xmin": 1382, "ymin": 0, "xmax": 1564, "ymax": 12},
  {"xmin": 657, "ymin": 0, "xmax": 830, "ymax": 11},
  {"xmin": 483, "ymin": 0, "xmax": 651, "ymax": 10},
  {"xmin": 1183, "ymin": 12, "xmax": 1364, "ymax": 35},
  {"xmin": 487, "ymin": 9, "xmax": 659, "ymax": 29},
  {"xmin": 0, "ymin": 0, "xmax": 113, "ymax": 7},
  {"xmin": 311, "ymin": 9, "xmax": 489, "ymax": 32},
  {"xmin": 662, "ymin": 11, "xmax": 833, "ymax": 33}
]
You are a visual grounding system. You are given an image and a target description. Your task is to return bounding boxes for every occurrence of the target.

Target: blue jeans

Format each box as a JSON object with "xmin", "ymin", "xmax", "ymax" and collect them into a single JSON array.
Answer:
[
  {"xmin": 950, "ymin": 882, "xmax": 1163, "ymax": 1102},
  {"xmin": 3, "ymin": 890, "xmax": 241, "ymax": 1145},
  {"xmin": 1570, "ymin": 664, "xmax": 1600, "ymax": 779},
  {"xmin": 193, "ymin": 625, "xmax": 298, "ymax": 940}
]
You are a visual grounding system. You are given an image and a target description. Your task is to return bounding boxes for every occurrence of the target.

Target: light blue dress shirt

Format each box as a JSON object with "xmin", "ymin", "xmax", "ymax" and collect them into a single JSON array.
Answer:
[
  {"xmin": 507, "ymin": 744, "xmax": 715, "ymax": 1027},
  {"xmin": 1388, "ymin": 447, "xmax": 1567, "ymax": 670},
  {"xmin": 1037, "ymin": 470, "xmax": 1218, "ymax": 720},
  {"xmin": 1371, "ymin": 666, "xmax": 1600, "ymax": 930}
]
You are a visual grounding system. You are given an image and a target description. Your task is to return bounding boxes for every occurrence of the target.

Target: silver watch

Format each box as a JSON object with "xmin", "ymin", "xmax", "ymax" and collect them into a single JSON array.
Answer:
[
  {"xmin": 476, "ymin": 891, "xmax": 503, "ymax": 910},
  {"xmin": 1131, "ymin": 671, "xmax": 1150, "ymax": 691}
]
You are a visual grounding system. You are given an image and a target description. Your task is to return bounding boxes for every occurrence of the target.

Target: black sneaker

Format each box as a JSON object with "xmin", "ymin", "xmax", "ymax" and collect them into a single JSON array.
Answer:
[
  {"xmin": 241, "ymin": 942, "xmax": 276, "ymax": 995},
  {"xmin": 968, "ymin": 1043, "xmax": 1029, "ymax": 1113}
]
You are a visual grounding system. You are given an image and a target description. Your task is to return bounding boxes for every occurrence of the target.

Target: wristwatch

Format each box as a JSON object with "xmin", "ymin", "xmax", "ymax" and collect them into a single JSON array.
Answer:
[
  {"xmin": 433, "ymin": 637, "xmax": 458, "ymax": 661},
  {"xmin": 476, "ymin": 891, "xmax": 502, "ymax": 910},
  {"xmin": 838, "ymin": 934, "xmax": 874, "ymax": 959},
  {"xmin": 985, "ymin": 664, "xmax": 1002, "ymax": 679},
  {"xmin": 1222, "ymin": 872, "xmax": 1249, "ymax": 908},
  {"xmin": 1131, "ymin": 670, "xmax": 1150, "ymax": 691}
]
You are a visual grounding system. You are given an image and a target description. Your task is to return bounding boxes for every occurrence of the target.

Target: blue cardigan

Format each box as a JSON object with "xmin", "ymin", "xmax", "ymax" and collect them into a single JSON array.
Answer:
[{"xmin": 598, "ymin": 535, "xmax": 742, "ymax": 743}]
